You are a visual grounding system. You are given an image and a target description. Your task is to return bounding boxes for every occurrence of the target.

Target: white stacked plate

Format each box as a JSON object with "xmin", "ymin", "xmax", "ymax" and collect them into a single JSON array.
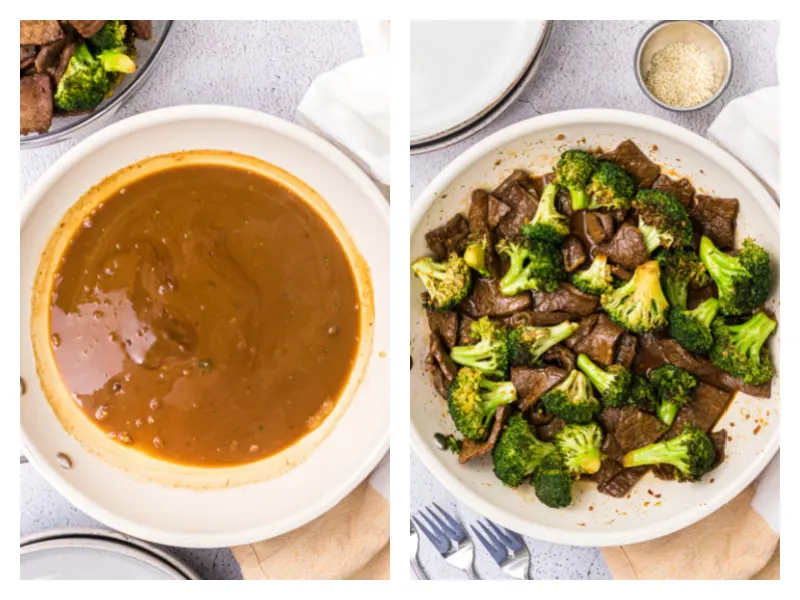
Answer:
[{"xmin": 411, "ymin": 20, "xmax": 552, "ymax": 153}]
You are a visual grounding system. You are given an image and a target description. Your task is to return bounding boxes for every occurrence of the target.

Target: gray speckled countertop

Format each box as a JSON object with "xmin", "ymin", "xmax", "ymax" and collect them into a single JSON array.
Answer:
[
  {"xmin": 410, "ymin": 19, "xmax": 778, "ymax": 580},
  {"xmin": 20, "ymin": 19, "xmax": 362, "ymax": 581}
]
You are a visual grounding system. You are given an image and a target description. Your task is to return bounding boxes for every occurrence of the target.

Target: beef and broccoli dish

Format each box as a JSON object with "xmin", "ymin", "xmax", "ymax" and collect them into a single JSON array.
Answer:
[
  {"xmin": 413, "ymin": 139, "xmax": 777, "ymax": 509},
  {"xmin": 20, "ymin": 20, "xmax": 152, "ymax": 135}
]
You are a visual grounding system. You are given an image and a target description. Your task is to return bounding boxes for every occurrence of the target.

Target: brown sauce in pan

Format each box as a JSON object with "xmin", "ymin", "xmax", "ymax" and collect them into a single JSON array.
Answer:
[{"xmin": 49, "ymin": 162, "xmax": 360, "ymax": 467}]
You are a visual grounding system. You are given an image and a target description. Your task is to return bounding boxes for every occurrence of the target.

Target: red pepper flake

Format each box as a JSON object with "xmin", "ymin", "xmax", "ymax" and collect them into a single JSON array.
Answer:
[
  {"xmin": 710, "ymin": 478, "xmax": 715, "ymax": 484},
  {"xmin": 728, "ymin": 436, "xmax": 733, "ymax": 442},
  {"xmin": 745, "ymin": 414, "xmax": 751, "ymax": 420},
  {"xmin": 647, "ymin": 489, "xmax": 654, "ymax": 496},
  {"xmin": 655, "ymin": 493, "xmax": 662, "ymax": 499},
  {"xmin": 730, "ymin": 422, "xmax": 735, "ymax": 427},
  {"xmin": 494, "ymin": 159, "xmax": 502, "ymax": 166},
  {"xmin": 754, "ymin": 425, "xmax": 762, "ymax": 435},
  {"xmin": 651, "ymin": 144, "xmax": 659, "ymax": 152},
  {"xmin": 578, "ymin": 523, "xmax": 586, "ymax": 527},
  {"xmin": 589, "ymin": 506, "xmax": 594, "ymax": 511},
  {"xmin": 556, "ymin": 134, "xmax": 566, "ymax": 141}
]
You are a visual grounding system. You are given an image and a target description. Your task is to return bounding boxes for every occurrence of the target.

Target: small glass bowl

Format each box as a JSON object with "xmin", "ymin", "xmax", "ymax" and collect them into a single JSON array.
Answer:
[{"xmin": 20, "ymin": 20, "xmax": 174, "ymax": 149}]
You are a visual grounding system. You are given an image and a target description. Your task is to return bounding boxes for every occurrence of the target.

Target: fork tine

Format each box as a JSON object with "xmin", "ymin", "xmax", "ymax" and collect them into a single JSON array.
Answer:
[
  {"xmin": 478, "ymin": 520, "xmax": 505, "ymax": 550},
  {"xmin": 486, "ymin": 520, "xmax": 524, "ymax": 551},
  {"xmin": 471, "ymin": 525, "xmax": 504, "ymax": 565},
  {"xmin": 425, "ymin": 507, "xmax": 461, "ymax": 541},
  {"xmin": 420, "ymin": 512, "xmax": 448, "ymax": 541},
  {"xmin": 412, "ymin": 516, "xmax": 450, "ymax": 554},
  {"xmin": 431, "ymin": 502, "xmax": 467, "ymax": 537}
]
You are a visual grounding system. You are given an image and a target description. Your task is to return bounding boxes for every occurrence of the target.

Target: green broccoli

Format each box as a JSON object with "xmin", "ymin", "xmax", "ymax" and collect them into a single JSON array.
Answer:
[
  {"xmin": 554, "ymin": 150, "xmax": 598, "ymax": 211},
  {"xmin": 541, "ymin": 370, "xmax": 601, "ymax": 424},
  {"xmin": 54, "ymin": 43, "xmax": 135, "ymax": 113},
  {"xmin": 699, "ymin": 236, "xmax": 772, "ymax": 316},
  {"xmin": 657, "ymin": 248, "xmax": 710, "ymax": 309},
  {"xmin": 492, "ymin": 413, "xmax": 556, "ymax": 487},
  {"xmin": 576, "ymin": 353, "xmax": 632, "ymax": 408},
  {"xmin": 571, "ymin": 253, "xmax": 613, "ymax": 296},
  {"xmin": 531, "ymin": 452, "xmax": 573, "ymax": 508},
  {"xmin": 669, "ymin": 297, "xmax": 720, "ymax": 355},
  {"xmin": 412, "ymin": 253, "xmax": 472, "ymax": 311},
  {"xmin": 507, "ymin": 321, "xmax": 578, "ymax": 367},
  {"xmin": 554, "ymin": 422, "xmax": 605, "ymax": 477},
  {"xmin": 629, "ymin": 373, "xmax": 658, "ymax": 413},
  {"xmin": 633, "ymin": 189, "xmax": 693, "ymax": 254},
  {"xmin": 622, "ymin": 425, "xmax": 716, "ymax": 481},
  {"xmin": 649, "ymin": 364, "xmax": 698, "ymax": 426},
  {"xmin": 463, "ymin": 236, "xmax": 491, "ymax": 278},
  {"xmin": 586, "ymin": 161, "xmax": 635, "ymax": 211},
  {"xmin": 447, "ymin": 367, "xmax": 517, "ymax": 441},
  {"xmin": 496, "ymin": 238, "xmax": 565, "ymax": 296},
  {"xmin": 710, "ymin": 312, "xmax": 777, "ymax": 385},
  {"xmin": 87, "ymin": 20, "xmax": 128, "ymax": 51},
  {"xmin": 520, "ymin": 183, "xmax": 569, "ymax": 243},
  {"xmin": 450, "ymin": 317, "xmax": 509, "ymax": 378},
  {"xmin": 601, "ymin": 260, "xmax": 669, "ymax": 334},
  {"xmin": 434, "ymin": 433, "xmax": 463, "ymax": 455}
]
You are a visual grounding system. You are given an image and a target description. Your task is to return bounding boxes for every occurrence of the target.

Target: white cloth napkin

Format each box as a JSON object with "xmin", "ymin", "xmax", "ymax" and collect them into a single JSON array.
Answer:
[{"xmin": 297, "ymin": 21, "xmax": 390, "ymax": 186}]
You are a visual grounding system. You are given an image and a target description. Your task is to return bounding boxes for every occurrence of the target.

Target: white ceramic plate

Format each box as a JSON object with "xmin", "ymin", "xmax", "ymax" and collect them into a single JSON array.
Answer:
[
  {"xmin": 410, "ymin": 20, "xmax": 547, "ymax": 144},
  {"xmin": 410, "ymin": 109, "xmax": 780, "ymax": 547},
  {"xmin": 21, "ymin": 105, "xmax": 389, "ymax": 548}
]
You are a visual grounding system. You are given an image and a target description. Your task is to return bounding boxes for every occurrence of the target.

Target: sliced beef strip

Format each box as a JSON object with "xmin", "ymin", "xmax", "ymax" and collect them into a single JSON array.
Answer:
[
  {"xmin": 691, "ymin": 195, "xmax": 739, "ymax": 250},
  {"xmin": 709, "ymin": 429, "xmax": 727, "ymax": 470},
  {"xmin": 458, "ymin": 404, "xmax": 511, "ymax": 463},
  {"xmin": 615, "ymin": 333, "xmax": 638, "ymax": 368},
  {"xmin": 493, "ymin": 169, "xmax": 532, "ymax": 200},
  {"xmin": 541, "ymin": 345, "xmax": 576, "ymax": 372},
  {"xmin": 429, "ymin": 333, "xmax": 458, "ymax": 382},
  {"xmin": 571, "ymin": 210, "xmax": 615, "ymax": 254},
  {"xmin": 605, "ymin": 407, "xmax": 666, "ymax": 453},
  {"xmin": 458, "ymin": 315, "xmax": 478, "ymax": 345},
  {"xmin": 598, "ymin": 222, "xmax": 649, "ymax": 270},
  {"xmin": 492, "ymin": 170, "xmax": 539, "ymax": 239},
  {"xmin": 598, "ymin": 467, "xmax": 650, "ymax": 498},
  {"xmin": 20, "ymin": 74, "xmax": 53, "ymax": 135},
  {"xmin": 20, "ymin": 20, "xmax": 63, "ymax": 45},
  {"xmin": 633, "ymin": 333, "xmax": 670, "ymax": 374},
  {"xmin": 68, "ymin": 20, "xmax": 107, "ymax": 38},
  {"xmin": 600, "ymin": 140, "xmax": 661, "ymax": 188},
  {"xmin": 562, "ymin": 235, "xmax": 586, "ymax": 272},
  {"xmin": 688, "ymin": 283, "xmax": 717, "ymax": 309},
  {"xmin": 488, "ymin": 195, "xmax": 512, "ymax": 228},
  {"xmin": 528, "ymin": 406, "xmax": 554, "ymax": 426},
  {"xmin": 460, "ymin": 278, "xmax": 532, "ymax": 318},
  {"xmin": 20, "ymin": 45, "xmax": 37, "ymax": 70},
  {"xmin": 425, "ymin": 352, "xmax": 450, "ymax": 399},
  {"xmin": 534, "ymin": 283, "xmax": 598, "ymax": 317},
  {"xmin": 50, "ymin": 42, "xmax": 76, "ymax": 85},
  {"xmin": 651, "ymin": 174, "xmax": 696, "ymax": 208},
  {"xmin": 425, "ymin": 214, "xmax": 470, "ymax": 261},
  {"xmin": 565, "ymin": 313, "xmax": 625, "ymax": 366},
  {"xmin": 537, "ymin": 417, "xmax": 566, "ymax": 442},
  {"xmin": 511, "ymin": 366, "xmax": 567, "ymax": 412},
  {"xmin": 468, "ymin": 190, "xmax": 502, "ymax": 278},
  {"xmin": 35, "ymin": 37, "xmax": 67, "ymax": 74},
  {"xmin": 426, "ymin": 310, "xmax": 459, "ymax": 348},
  {"xmin": 500, "ymin": 310, "xmax": 573, "ymax": 328},
  {"xmin": 610, "ymin": 264, "xmax": 633, "ymax": 281},
  {"xmin": 129, "ymin": 20, "xmax": 153, "ymax": 40}
]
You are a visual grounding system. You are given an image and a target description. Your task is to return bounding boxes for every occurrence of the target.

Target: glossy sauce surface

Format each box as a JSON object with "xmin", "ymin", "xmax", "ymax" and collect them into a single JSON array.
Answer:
[{"xmin": 49, "ymin": 163, "xmax": 360, "ymax": 467}]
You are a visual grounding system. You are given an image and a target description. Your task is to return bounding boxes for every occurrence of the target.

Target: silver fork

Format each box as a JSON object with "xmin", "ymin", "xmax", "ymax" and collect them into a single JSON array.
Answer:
[
  {"xmin": 471, "ymin": 519, "xmax": 530, "ymax": 580},
  {"xmin": 413, "ymin": 503, "xmax": 478, "ymax": 579},
  {"xmin": 410, "ymin": 520, "xmax": 427, "ymax": 580}
]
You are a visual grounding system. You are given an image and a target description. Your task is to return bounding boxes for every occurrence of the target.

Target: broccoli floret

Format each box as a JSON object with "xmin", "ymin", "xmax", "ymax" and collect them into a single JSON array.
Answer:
[
  {"xmin": 601, "ymin": 260, "xmax": 669, "ymax": 334},
  {"xmin": 496, "ymin": 238, "xmax": 565, "ymax": 296},
  {"xmin": 576, "ymin": 353, "xmax": 632, "ymax": 408},
  {"xmin": 670, "ymin": 297, "xmax": 720, "ymax": 355},
  {"xmin": 412, "ymin": 253, "xmax": 472, "ymax": 311},
  {"xmin": 531, "ymin": 452, "xmax": 573, "ymax": 508},
  {"xmin": 649, "ymin": 364, "xmax": 698, "ymax": 426},
  {"xmin": 463, "ymin": 236, "xmax": 491, "ymax": 278},
  {"xmin": 520, "ymin": 183, "xmax": 569, "ymax": 243},
  {"xmin": 630, "ymin": 373, "xmax": 658, "ymax": 412},
  {"xmin": 657, "ymin": 248, "xmax": 710, "ymax": 309},
  {"xmin": 507, "ymin": 321, "xmax": 578, "ymax": 367},
  {"xmin": 710, "ymin": 312, "xmax": 777, "ymax": 385},
  {"xmin": 554, "ymin": 422, "xmax": 605, "ymax": 477},
  {"xmin": 541, "ymin": 370, "xmax": 601, "ymax": 424},
  {"xmin": 492, "ymin": 413, "xmax": 556, "ymax": 487},
  {"xmin": 87, "ymin": 20, "xmax": 128, "ymax": 51},
  {"xmin": 633, "ymin": 189, "xmax": 693, "ymax": 253},
  {"xmin": 54, "ymin": 43, "xmax": 135, "ymax": 113},
  {"xmin": 450, "ymin": 317, "xmax": 509, "ymax": 378},
  {"xmin": 434, "ymin": 433, "xmax": 463, "ymax": 455},
  {"xmin": 622, "ymin": 425, "xmax": 716, "ymax": 481},
  {"xmin": 586, "ymin": 161, "xmax": 635, "ymax": 211},
  {"xmin": 571, "ymin": 254, "xmax": 613, "ymax": 296},
  {"xmin": 699, "ymin": 236, "xmax": 772, "ymax": 316},
  {"xmin": 447, "ymin": 368, "xmax": 517, "ymax": 441},
  {"xmin": 554, "ymin": 150, "xmax": 598, "ymax": 211}
]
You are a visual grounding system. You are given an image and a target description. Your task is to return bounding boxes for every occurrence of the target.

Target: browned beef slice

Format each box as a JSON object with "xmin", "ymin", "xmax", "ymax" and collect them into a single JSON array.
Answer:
[
  {"xmin": 469, "ymin": 189, "xmax": 491, "ymax": 235},
  {"xmin": 709, "ymin": 429, "xmax": 727, "ymax": 470},
  {"xmin": 35, "ymin": 38, "xmax": 67, "ymax": 74},
  {"xmin": 542, "ymin": 345, "xmax": 576, "ymax": 372},
  {"xmin": 68, "ymin": 20, "xmax": 107, "ymax": 38},
  {"xmin": 571, "ymin": 210, "xmax": 615, "ymax": 252},
  {"xmin": 20, "ymin": 74, "xmax": 53, "ymax": 135},
  {"xmin": 460, "ymin": 278, "xmax": 532, "ymax": 318},
  {"xmin": 562, "ymin": 235, "xmax": 586, "ymax": 272},
  {"xmin": 688, "ymin": 283, "xmax": 717, "ymax": 309},
  {"xmin": 534, "ymin": 283, "xmax": 598, "ymax": 317},
  {"xmin": 425, "ymin": 352, "xmax": 449, "ymax": 399},
  {"xmin": 511, "ymin": 366, "xmax": 567, "ymax": 412},
  {"xmin": 537, "ymin": 417, "xmax": 566, "ymax": 442},
  {"xmin": 429, "ymin": 334, "xmax": 458, "ymax": 381},
  {"xmin": 529, "ymin": 406, "xmax": 554, "ymax": 426},
  {"xmin": 615, "ymin": 333, "xmax": 638, "ymax": 368},
  {"xmin": 691, "ymin": 195, "xmax": 739, "ymax": 250},
  {"xmin": 493, "ymin": 169, "xmax": 532, "ymax": 200},
  {"xmin": 50, "ymin": 43, "xmax": 76, "ymax": 85},
  {"xmin": 488, "ymin": 196, "xmax": 511, "ymax": 228},
  {"xmin": 598, "ymin": 467, "xmax": 650, "ymax": 497},
  {"xmin": 565, "ymin": 313, "xmax": 625, "ymax": 366},
  {"xmin": 458, "ymin": 405, "xmax": 511, "ymax": 463},
  {"xmin": 492, "ymin": 171, "xmax": 539, "ymax": 239},
  {"xmin": 633, "ymin": 333, "xmax": 670, "ymax": 374},
  {"xmin": 600, "ymin": 140, "xmax": 661, "ymax": 188},
  {"xmin": 426, "ymin": 310, "xmax": 459, "ymax": 348},
  {"xmin": 129, "ymin": 20, "xmax": 153, "ymax": 40},
  {"xmin": 425, "ymin": 214, "xmax": 470, "ymax": 260},
  {"xmin": 20, "ymin": 20, "xmax": 63, "ymax": 45},
  {"xmin": 458, "ymin": 315, "xmax": 478, "ymax": 345},
  {"xmin": 20, "ymin": 46, "xmax": 36, "ymax": 69},
  {"xmin": 610, "ymin": 264, "xmax": 633, "ymax": 281},
  {"xmin": 598, "ymin": 222, "xmax": 649, "ymax": 270},
  {"xmin": 652, "ymin": 174, "xmax": 695, "ymax": 208},
  {"xmin": 603, "ymin": 407, "xmax": 665, "ymax": 453},
  {"xmin": 500, "ymin": 311, "xmax": 573, "ymax": 327},
  {"xmin": 668, "ymin": 382, "xmax": 732, "ymax": 436}
]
